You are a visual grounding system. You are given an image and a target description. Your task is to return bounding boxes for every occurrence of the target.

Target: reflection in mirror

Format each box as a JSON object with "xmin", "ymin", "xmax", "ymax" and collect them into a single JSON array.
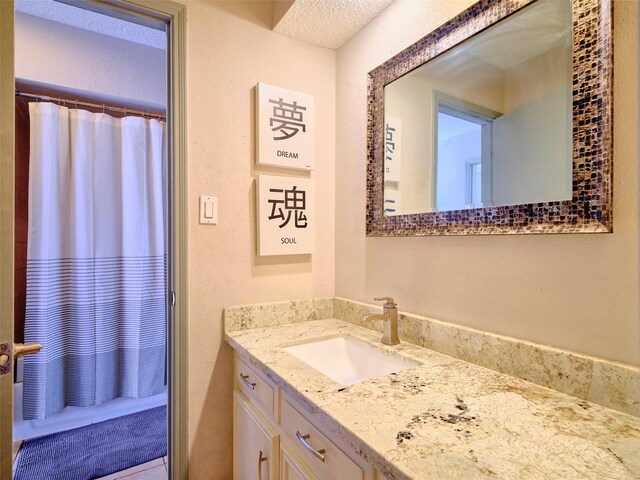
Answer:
[{"xmin": 383, "ymin": 0, "xmax": 572, "ymax": 215}]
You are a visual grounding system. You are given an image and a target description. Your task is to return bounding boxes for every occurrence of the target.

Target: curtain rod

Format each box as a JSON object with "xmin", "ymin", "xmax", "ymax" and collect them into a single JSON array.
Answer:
[{"xmin": 15, "ymin": 90, "xmax": 166, "ymax": 121}]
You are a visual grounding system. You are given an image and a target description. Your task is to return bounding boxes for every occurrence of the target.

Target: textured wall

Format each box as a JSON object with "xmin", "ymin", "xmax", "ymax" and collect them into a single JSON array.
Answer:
[
  {"xmin": 181, "ymin": 1, "xmax": 336, "ymax": 477},
  {"xmin": 335, "ymin": 0, "xmax": 640, "ymax": 367},
  {"xmin": 14, "ymin": 12, "xmax": 165, "ymax": 108}
]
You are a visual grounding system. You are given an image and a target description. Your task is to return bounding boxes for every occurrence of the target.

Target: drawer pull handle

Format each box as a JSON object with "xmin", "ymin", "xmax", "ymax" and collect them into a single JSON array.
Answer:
[
  {"xmin": 239, "ymin": 373, "xmax": 256, "ymax": 390},
  {"xmin": 295, "ymin": 431, "xmax": 326, "ymax": 463},
  {"xmin": 258, "ymin": 450, "xmax": 267, "ymax": 480}
]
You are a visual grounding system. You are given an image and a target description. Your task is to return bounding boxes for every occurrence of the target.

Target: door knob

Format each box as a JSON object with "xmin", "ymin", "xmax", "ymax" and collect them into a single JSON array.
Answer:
[
  {"xmin": 14, "ymin": 342, "xmax": 42, "ymax": 359},
  {"xmin": 0, "ymin": 342, "xmax": 42, "ymax": 376}
]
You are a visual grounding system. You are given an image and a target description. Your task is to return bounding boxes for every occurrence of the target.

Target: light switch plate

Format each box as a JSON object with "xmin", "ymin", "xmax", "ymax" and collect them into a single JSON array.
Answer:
[{"xmin": 200, "ymin": 195, "xmax": 218, "ymax": 224}]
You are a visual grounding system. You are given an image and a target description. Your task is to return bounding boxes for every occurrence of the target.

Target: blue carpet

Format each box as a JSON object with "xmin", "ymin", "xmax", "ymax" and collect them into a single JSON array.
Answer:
[{"xmin": 14, "ymin": 405, "xmax": 167, "ymax": 480}]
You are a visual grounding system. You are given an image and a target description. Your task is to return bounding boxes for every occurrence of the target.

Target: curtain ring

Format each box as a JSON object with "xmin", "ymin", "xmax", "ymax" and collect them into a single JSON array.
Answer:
[
  {"xmin": 124, "ymin": 107, "xmax": 127, "ymax": 117},
  {"xmin": 75, "ymin": 99, "xmax": 78, "ymax": 109},
  {"xmin": 102, "ymin": 104, "xmax": 105, "ymax": 114}
]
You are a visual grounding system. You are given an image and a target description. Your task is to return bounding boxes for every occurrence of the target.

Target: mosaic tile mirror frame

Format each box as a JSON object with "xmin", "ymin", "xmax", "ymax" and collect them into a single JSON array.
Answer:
[{"xmin": 366, "ymin": 0, "xmax": 613, "ymax": 236}]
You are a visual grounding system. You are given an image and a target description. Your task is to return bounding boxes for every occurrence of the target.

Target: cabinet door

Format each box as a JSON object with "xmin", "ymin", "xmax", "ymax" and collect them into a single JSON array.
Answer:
[
  {"xmin": 281, "ymin": 441, "xmax": 319, "ymax": 480},
  {"xmin": 234, "ymin": 390, "xmax": 279, "ymax": 480}
]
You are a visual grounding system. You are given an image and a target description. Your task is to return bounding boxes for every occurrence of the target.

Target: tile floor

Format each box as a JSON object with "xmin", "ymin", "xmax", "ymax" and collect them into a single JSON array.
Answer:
[
  {"xmin": 12, "ymin": 440, "xmax": 22, "ymax": 465},
  {"xmin": 95, "ymin": 457, "xmax": 169, "ymax": 480}
]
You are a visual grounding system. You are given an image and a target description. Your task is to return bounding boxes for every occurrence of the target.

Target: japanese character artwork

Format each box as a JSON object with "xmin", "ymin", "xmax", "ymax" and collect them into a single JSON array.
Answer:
[
  {"xmin": 257, "ymin": 175, "xmax": 315, "ymax": 256},
  {"xmin": 257, "ymin": 83, "xmax": 315, "ymax": 171},
  {"xmin": 269, "ymin": 98, "xmax": 306, "ymax": 141},
  {"xmin": 384, "ymin": 188, "xmax": 402, "ymax": 216},
  {"xmin": 267, "ymin": 186, "xmax": 308, "ymax": 228},
  {"xmin": 384, "ymin": 116, "xmax": 402, "ymax": 182}
]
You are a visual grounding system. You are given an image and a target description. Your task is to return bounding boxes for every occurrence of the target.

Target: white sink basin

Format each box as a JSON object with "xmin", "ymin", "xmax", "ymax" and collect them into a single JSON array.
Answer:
[{"xmin": 282, "ymin": 336, "xmax": 419, "ymax": 385}]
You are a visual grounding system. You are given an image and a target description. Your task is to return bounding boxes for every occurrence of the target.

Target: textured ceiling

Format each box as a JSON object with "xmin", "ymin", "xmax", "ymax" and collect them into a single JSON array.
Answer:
[
  {"xmin": 273, "ymin": 0, "xmax": 395, "ymax": 49},
  {"xmin": 16, "ymin": 0, "xmax": 391, "ymax": 52},
  {"xmin": 406, "ymin": 0, "xmax": 571, "ymax": 85},
  {"xmin": 14, "ymin": 0, "xmax": 166, "ymax": 50},
  {"xmin": 463, "ymin": 0, "xmax": 571, "ymax": 70}
]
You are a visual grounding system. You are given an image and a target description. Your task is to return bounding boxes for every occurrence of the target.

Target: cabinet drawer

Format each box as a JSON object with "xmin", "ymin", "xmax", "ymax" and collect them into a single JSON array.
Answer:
[
  {"xmin": 281, "ymin": 398, "xmax": 363, "ymax": 480},
  {"xmin": 235, "ymin": 355, "xmax": 276, "ymax": 420}
]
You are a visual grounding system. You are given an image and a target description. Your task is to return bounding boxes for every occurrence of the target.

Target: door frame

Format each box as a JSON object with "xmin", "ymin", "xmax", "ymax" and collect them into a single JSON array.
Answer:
[
  {"xmin": 0, "ymin": 1, "xmax": 17, "ymax": 475},
  {"xmin": 0, "ymin": 1, "xmax": 188, "ymax": 478}
]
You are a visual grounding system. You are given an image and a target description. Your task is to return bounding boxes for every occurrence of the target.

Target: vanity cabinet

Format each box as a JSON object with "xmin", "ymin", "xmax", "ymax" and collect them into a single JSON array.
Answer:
[{"xmin": 233, "ymin": 354, "xmax": 377, "ymax": 480}]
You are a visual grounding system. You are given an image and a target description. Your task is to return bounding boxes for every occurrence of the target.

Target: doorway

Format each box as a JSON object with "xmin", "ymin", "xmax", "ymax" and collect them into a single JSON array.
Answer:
[
  {"xmin": 432, "ymin": 91, "xmax": 501, "ymax": 211},
  {"xmin": 13, "ymin": 84, "xmax": 169, "ymax": 438},
  {"xmin": 0, "ymin": 1, "xmax": 187, "ymax": 479}
]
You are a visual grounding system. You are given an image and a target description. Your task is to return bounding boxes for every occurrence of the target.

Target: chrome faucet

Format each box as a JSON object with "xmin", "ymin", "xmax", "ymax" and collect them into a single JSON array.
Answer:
[{"xmin": 361, "ymin": 297, "xmax": 400, "ymax": 345}]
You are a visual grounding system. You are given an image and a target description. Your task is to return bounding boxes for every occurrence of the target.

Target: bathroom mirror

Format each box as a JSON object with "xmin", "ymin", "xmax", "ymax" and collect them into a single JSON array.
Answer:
[{"xmin": 367, "ymin": 0, "xmax": 613, "ymax": 235}]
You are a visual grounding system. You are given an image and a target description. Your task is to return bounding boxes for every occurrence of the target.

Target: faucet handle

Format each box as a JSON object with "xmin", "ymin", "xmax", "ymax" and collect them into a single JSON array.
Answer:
[{"xmin": 373, "ymin": 296, "xmax": 396, "ymax": 307}]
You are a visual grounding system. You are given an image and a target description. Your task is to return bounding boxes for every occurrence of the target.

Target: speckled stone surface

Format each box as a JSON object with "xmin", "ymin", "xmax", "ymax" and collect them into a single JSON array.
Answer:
[
  {"xmin": 333, "ymin": 298, "xmax": 640, "ymax": 418},
  {"xmin": 225, "ymin": 319, "xmax": 640, "ymax": 480},
  {"xmin": 225, "ymin": 297, "xmax": 334, "ymax": 332},
  {"xmin": 225, "ymin": 297, "xmax": 640, "ymax": 418}
]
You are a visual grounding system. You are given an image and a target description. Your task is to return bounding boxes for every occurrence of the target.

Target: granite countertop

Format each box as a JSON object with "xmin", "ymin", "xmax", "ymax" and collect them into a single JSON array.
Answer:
[{"xmin": 225, "ymin": 319, "xmax": 640, "ymax": 480}]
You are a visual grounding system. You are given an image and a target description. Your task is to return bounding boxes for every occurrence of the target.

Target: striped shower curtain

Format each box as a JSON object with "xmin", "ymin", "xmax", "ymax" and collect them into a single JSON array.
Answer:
[{"xmin": 23, "ymin": 102, "xmax": 167, "ymax": 420}]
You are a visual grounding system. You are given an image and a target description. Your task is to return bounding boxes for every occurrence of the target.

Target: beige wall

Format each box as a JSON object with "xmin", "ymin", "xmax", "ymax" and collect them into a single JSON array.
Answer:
[
  {"xmin": 504, "ymin": 44, "xmax": 571, "ymax": 112},
  {"xmin": 335, "ymin": 0, "xmax": 639, "ymax": 368},
  {"xmin": 384, "ymin": 74, "xmax": 432, "ymax": 214},
  {"xmin": 181, "ymin": 1, "xmax": 335, "ymax": 477}
]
